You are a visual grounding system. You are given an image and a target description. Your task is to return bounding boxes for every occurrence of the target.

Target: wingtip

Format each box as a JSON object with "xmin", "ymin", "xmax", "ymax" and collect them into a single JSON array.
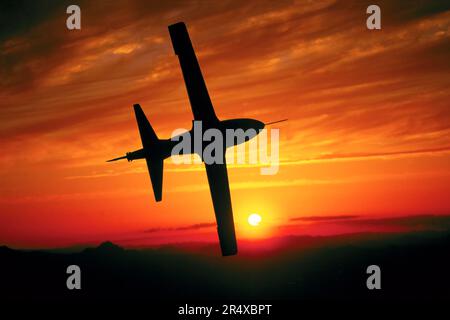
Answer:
[
  {"xmin": 168, "ymin": 21, "xmax": 186, "ymax": 30},
  {"xmin": 222, "ymin": 249, "xmax": 238, "ymax": 257}
]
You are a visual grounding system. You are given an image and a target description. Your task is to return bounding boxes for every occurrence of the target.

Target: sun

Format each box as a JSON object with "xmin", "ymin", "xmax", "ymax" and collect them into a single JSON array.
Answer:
[{"xmin": 248, "ymin": 213, "xmax": 262, "ymax": 227}]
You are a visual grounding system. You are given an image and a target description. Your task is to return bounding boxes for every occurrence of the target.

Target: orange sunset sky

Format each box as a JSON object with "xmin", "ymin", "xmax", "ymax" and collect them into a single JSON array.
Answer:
[{"xmin": 1, "ymin": 0, "xmax": 449, "ymax": 248}]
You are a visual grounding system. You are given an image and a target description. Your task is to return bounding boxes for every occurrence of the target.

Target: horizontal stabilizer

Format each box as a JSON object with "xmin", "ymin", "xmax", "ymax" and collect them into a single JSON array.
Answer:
[
  {"xmin": 132, "ymin": 104, "xmax": 164, "ymax": 202},
  {"xmin": 146, "ymin": 157, "xmax": 163, "ymax": 202}
]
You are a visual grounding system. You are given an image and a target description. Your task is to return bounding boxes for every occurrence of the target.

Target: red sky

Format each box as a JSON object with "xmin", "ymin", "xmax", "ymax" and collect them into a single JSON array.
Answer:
[{"xmin": 1, "ymin": 0, "xmax": 449, "ymax": 248}]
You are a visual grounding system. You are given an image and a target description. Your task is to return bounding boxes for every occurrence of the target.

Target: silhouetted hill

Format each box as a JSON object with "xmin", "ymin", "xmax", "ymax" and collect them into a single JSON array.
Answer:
[
  {"xmin": 0, "ymin": 245, "xmax": 12, "ymax": 252},
  {"xmin": 84, "ymin": 241, "xmax": 124, "ymax": 254},
  {"xmin": 1, "ymin": 231, "xmax": 450, "ymax": 303}
]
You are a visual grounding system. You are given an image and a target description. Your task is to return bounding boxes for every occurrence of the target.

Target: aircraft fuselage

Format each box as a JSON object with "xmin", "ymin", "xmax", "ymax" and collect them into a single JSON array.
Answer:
[{"xmin": 125, "ymin": 118, "xmax": 264, "ymax": 162}]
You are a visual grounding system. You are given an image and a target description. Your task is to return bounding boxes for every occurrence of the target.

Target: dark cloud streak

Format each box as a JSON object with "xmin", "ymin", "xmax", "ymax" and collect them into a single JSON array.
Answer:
[
  {"xmin": 143, "ymin": 222, "xmax": 215, "ymax": 233},
  {"xmin": 290, "ymin": 215, "xmax": 359, "ymax": 222}
]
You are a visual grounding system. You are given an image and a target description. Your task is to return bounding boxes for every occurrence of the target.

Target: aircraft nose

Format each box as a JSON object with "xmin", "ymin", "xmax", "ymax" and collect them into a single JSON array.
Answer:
[{"xmin": 255, "ymin": 120, "xmax": 265, "ymax": 130}]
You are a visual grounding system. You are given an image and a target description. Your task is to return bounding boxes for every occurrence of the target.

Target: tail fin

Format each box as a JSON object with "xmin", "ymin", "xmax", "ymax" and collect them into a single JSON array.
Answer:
[{"xmin": 133, "ymin": 104, "xmax": 163, "ymax": 202}]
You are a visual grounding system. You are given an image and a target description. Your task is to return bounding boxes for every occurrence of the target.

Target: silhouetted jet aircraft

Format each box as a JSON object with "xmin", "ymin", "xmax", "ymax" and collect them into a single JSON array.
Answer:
[{"xmin": 108, "ymin": 22, "xmax": 284, "ymax": 256}]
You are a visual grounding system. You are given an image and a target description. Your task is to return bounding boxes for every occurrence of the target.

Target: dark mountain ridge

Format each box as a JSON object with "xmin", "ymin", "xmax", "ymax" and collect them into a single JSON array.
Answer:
[{"xmin": 1, "ymin": 230, "xmax": 450, "ymax": 302}]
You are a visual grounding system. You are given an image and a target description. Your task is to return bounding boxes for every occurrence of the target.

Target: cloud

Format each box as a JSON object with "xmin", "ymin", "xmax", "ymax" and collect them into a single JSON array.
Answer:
[
  {"xmin": 286, "ymin": 214, "xmax": 450, "ymax": 234},
  {"xmin": 290, "ymin": 215, "xmax": 359, "ymax": 222},
  {"xmin": 1, "ymin": 0, "xmax": 450, "ymax": 247},
  {"xmin": 311, "ymin": 146, "xmax": 450, "ymax": 162},
  {"xmin": 1, "ymin": 1, "xmax": 448, "ymax": 150},
  {"xmin": 342, "ymin": 214, "xmax": 450, "ymax": 231},
  {"xmin": 143, "ymin": 222, "xmax": 215, "ymax": 233},
  {"xmin": 167, "ymin": 170, "xmax": 450, "ymax": 193},
  {"xmin": 61, "ymin": 145, "xmax": 450, "ymax": 182}
]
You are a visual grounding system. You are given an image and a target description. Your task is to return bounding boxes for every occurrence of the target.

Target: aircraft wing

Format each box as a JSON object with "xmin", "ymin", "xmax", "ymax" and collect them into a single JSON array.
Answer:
[
  {"xmin": 168, "ymin": 22, "xmax": 218, "ymax": 123},
  {"xmin": 134, "ymin": 104, "xmax": 163, "ymax": 202},
  {"xmin": 204, "ymin": 160, "xmax": 238, "ymax": 256}
]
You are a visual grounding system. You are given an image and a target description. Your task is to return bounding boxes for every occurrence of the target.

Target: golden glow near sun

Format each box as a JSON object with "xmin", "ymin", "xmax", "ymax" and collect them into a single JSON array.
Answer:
[{"xmin": 248, "ymin": 213, "xmax": 262, "ymax": 227}]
